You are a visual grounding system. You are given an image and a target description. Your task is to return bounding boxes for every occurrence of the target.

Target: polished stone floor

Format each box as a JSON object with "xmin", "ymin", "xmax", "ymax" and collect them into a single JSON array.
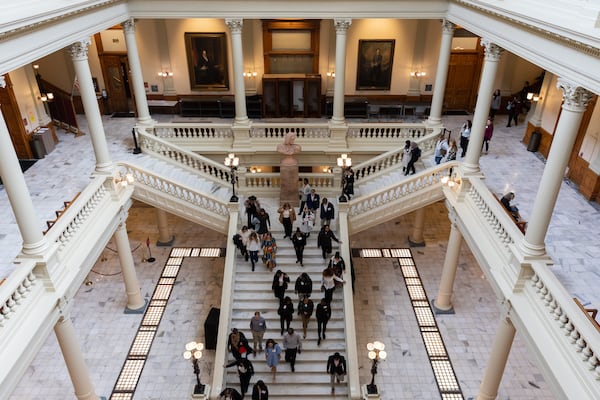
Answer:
[{"xmin": 4, "ymin": 111, "xmax": 599, "ymax": 399}]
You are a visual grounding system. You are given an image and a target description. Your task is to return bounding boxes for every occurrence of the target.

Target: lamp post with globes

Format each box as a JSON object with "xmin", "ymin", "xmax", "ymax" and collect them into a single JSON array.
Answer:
[
  {"xmin": 337, "ymin": 153, "xmax": 352, "ymax": 202},
  {"xmin": 183, "ymin": 341, "xmax": 205, "ymax": 395},
  {"xmin": 366, "ymin": 340, "xmax": 387, "ymax": 394},
  {"xmin": 224, "ymin": 153, "xmax": 239, "ymax": 202}
]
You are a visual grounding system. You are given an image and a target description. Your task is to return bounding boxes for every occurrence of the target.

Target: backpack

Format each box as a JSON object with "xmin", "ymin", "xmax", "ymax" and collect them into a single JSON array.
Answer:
[{"xmin": 414, "ymin": 147, "xmax": 421, "ymax": 159}]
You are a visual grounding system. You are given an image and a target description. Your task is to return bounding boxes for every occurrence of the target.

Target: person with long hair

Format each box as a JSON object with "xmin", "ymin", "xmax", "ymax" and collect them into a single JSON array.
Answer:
[
  {"xmin": 277, "ymin": 202, "xmax": 296, "ymax": 239},
  {"xmin": 251, "ymin": 380, "xmax": 269, "ymax": 400},
  {"xmin": 264, "ymin": 339, "xmax": 282, "ymax": 381},
  {"xmin": 262, "ymin": 232, "xmax": 277, "ymax": 272},
  {"xmin": 291, "ymin": 228, "xmax": 307, "ymax": 266},
  {"xmin": 460, "ymin": 120, "xmax": 472, "ymax": 158},
  {"xmin": 247, "ymin": 231, "xmax": 261, "ymax": 272}
]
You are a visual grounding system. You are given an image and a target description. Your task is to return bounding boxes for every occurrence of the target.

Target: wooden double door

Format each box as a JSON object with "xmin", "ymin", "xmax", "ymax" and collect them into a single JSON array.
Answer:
[
  {"xmin": 262, "ymin": 74, "xmax": 321, "ymax": 118},
  {"xmin": 99, "ymin": 54, "xmax": 133, "ymax": 113},
  {"xmin": 444, "ymin": 50, "xmax": 483, "ymax": 112}
]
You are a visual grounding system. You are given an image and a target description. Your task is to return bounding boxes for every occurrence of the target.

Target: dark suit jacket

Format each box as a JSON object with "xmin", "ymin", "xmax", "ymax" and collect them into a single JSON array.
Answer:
[
  {"xmin": 327, "ymin": 354, "xmax": 347, "ymax": 375},
  {"xmin": 307, "ymin": 193, "xmax": 320, "ymax": 210}
]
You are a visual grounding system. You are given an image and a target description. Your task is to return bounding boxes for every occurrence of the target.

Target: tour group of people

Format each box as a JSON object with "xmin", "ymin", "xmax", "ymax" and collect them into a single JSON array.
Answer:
[{"xmin": 221, "ymin": 194, "xmax": 348, "ymax": 398}]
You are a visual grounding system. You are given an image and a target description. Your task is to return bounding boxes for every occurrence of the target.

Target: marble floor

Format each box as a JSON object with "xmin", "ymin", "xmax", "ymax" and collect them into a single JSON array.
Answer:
[{"xmin": 3, "ymin": 111, "xmax": 599, "ymax": 399}]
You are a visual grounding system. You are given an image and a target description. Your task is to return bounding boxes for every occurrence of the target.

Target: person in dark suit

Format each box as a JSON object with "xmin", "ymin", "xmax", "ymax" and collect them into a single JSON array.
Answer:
[
  {"xmin": 316, "ymin": 298, "xmax": 331, "ymax": 346},
  {"xmin": 306, "ymin": 188, "xmax": 320, "ymax": 213},
  {"xmin": 219, "ymin": 387, "xmax": 243, "ymax": 400},
  {"xmin": 326, "ymin": 352, "xmax": 347, "ymax": 393},
  {"xmin": 319, "ymin": 197, "xmax": 335, "ymax": 227},
  {"xmin": 251, "ymin": 380, "xmax": 268, "ymax": 400},
  {"xmin": 224, "ymin": 357, "xmax": 254, "ymax": 396},
  {"xmin": 317, "ymin": 224, "xmax": 341, "ymax": 260}
]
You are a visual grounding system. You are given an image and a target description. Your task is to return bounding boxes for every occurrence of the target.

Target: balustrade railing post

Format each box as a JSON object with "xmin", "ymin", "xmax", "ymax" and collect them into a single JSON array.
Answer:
[{"xmin": 237, "ymin": 167, "xmax": 248, "ymax": 196}]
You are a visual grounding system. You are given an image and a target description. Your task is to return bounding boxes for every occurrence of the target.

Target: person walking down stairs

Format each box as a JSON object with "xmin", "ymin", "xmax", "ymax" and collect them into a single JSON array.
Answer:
[
  {"xmin": 283, "ymin": 328, "xmax": 302, "ymax": 373},
  {"xmin": 327, "ymin": 352, "xmax": 347, "ymax": 394},
  {"xmin": 265, "ymin": 339, "xmax": 282, "ymax": 381}
]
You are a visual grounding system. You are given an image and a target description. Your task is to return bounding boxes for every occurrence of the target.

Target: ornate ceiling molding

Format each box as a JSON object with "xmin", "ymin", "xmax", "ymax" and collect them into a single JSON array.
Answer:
[
  {"xmin": 0, "ymin": 0, "xmax": 122, "ymax": 42},
  {"xmin": 451, "ymin": 0, "xmax": 600, "ymax": 59}
]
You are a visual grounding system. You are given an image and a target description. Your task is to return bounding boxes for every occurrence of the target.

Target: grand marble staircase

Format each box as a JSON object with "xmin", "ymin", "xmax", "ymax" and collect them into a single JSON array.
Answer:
[
  {"xmin": 226, "ymin": 209, "xmax": 348, "ymax": 399},
  {"xmin": 130, "ymin": 153, "xmax": 232, "ymax": 203}
]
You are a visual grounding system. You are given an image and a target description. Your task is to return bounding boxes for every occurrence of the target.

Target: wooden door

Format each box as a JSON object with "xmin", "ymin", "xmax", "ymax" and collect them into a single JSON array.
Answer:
[
  {"xmin": 444, "ymin": 51, "xmax": 482, "ymax": 112},
  {"xmin": 0, "ymin": 74, "xmax": 33, "ymax": 159},
  {"xmin": 100, "ymin": 55, "xmax": 131, "ymax": 113}
]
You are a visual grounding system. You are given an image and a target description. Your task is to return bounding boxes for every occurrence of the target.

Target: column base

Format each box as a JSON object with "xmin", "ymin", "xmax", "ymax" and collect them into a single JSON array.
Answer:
[
  {"xmin": 361, "ymin": 384, "xmax": 381, "ymax": 399},
  {"xmin": 408, "ymin": 235, "xmax": 425, "ymax": 247},
  {"xmin": 431, "ymin": 298, "xmax": 455, "ymax": 314},
  {"xmin": 157, "ymin": 236, "xmax": 175, "ymax": 247},
  {"xmin": 191, "ymin": 383, "xmax": 210, "ymax": 399},
  {"xmin": 124, "ymin": 298, "xmax": 148, "ymax": 314}
]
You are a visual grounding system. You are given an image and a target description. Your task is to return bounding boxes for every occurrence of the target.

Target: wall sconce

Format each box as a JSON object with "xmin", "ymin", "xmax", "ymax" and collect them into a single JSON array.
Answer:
[
  {"xmin": 158, "ymin": 71, "xmax": 174, "ymax": 77},
  {"xmin": 527, "ymin": 92, "xmax": 542, "ymax": 102},
  {"xmin": 32, "ymin": 64, "xmax": 40, "ymax": 70},
  {"xmin": 441, "ymin": 174, "xmax": 461, "ymax": 188},
  {"xmin": 115, "ymin": 173, "xmax": 135, "ymax": 188},
  {"xmin": 39, "ymin": 93, "xmax": 54, "ymax": 102},
  {"xmin": 243, "ymin": 71, "xmax": 258, "ymax": 78},
  {"xmin": 250, "ymin": 167, "xmax": 262, "ymax": 173},
  {"xmin": 410, "ymin": 70, "xmax": 426, "ymax": 78},
  {"xmin": 326, "ymin": 71, "xmax": 335, "ymax": 78}
]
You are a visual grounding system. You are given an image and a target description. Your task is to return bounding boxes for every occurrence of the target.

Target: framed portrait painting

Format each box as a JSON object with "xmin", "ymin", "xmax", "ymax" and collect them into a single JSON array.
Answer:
[
  {"xmin": 185, "ymin": 32, "xmax": 229, "ymax": 91},
  {"xmin": 356, "ymin": 39, "xmax": 395, "ymax": 90}
]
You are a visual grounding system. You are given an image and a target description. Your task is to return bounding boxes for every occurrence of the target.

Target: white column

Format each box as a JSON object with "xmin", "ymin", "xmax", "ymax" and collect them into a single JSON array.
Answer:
[
  {"xmin": 427, "ymin": 19, "xmax": 455, "ymax": 125},
  {"xmin": 122, "ymin": 18, "xmax": 152, "ymax": 124},
  {"xmin": 226, "ymin": 18, "xmax": 249, "ymax": 125},
  {"xmin": 54, "ymin": 312, "xmax": 99, "ymax": 400},
  {"xmin": 337, "ymin": 202, "xmax": 361, "ymax": 399},
  {"xmin": 114, "ymin": 223, "xmax": 145, "ymax": 311},
  {"xmin": 70, "ymin": 39, "xmax": 112, "ymax": 173},
  {"xmin": 476, "ymin": 316, "xmax": 516, "ymax": 400},
  {"xmin": 408, "ymin": 207, "xmax": 426, "ymax": 246},
  {"xmin": 0, "ymin": 92, "xmax": 48, "ymax": 254},
  {"xmin": 331, "ymin": 19, "xmax": 352, "ymax": 124},
  {"xmin": 528, "ymin": 72, "xmax": 552, "ymax": 127},
  {"xmin": 521, "ymin": 80, "xmax": 593, "ymax": 256},
  {"xmin": 433, "ymin": 221, "xmax": 463, "ymax": 313},
  {"xmin": 156, "ymin": 208, "xmax": 174, "ymax": 246},
  {"xmin": 462, "ymin": 39, "xmax": 503, "ymax": 175}
]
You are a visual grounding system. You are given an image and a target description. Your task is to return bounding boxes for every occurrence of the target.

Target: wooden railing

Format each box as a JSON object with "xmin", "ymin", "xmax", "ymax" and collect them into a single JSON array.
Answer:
[
  {"xmin": 43, "ymin": 192, "xmax": 80, "ymax": 234},
  {"xmin": 39, "ymin": 78, "xmax": 82, "ymax": 135}
]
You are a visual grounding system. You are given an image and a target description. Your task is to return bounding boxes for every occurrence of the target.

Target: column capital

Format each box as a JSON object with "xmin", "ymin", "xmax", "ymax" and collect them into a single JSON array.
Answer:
[
  {"xmin": 334, "ymin": 18, "xmax": 352, "ymax": 33},
  {"xmin": 0, "ymin": 75, "xmax": 5, "ymax": 88},
  {"xmin": 557, "ymin": 78, "xmax": 594, "ymax": 112},
  {"xmin": 480, "ymin": 39, "xmax": 503, "ymax": 62},
  {"xmin": 122, "ymin": 18, "xmax": 135, "ymax": 34},
  {"xmin": 69, "ymin": 39, "xmax": 91, "ymax": 61},
  {"xmin": 56, "ymin": 295, "xmax": 72, "ymax": 322},
  {"xmin": 441, "ymin": 19, "xmax": 455, "ymax": 35},
  {"xmin": 225, "ymin": 18, "xmax": 243, "ymax": 33}
]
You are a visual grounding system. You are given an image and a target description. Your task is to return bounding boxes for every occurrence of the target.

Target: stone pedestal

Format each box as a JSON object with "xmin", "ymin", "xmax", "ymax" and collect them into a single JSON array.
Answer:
[
  {"xmin": 280, "ymin": 158, "xmax": 299, "ymax": 207},
  {"xmin": 362, "ymin": 384, "xmax": 381, "ymax": 399},
  {"xmin": 190, "ymin": 384, "xmax": 210, "ymax": 399}
]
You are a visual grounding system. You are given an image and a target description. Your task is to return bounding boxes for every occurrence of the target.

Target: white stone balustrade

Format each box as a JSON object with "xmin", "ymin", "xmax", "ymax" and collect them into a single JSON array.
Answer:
[
  {"xmin": 137, "ymin": 130, "xmax": 234, "ymax": 186},
  {"xmin": 0, "ymin": 269, "xmax": 37, "ymax": 328},
  {"xmin": 118, "ymin": 163, "xmax": 230, "ymax": 217}
]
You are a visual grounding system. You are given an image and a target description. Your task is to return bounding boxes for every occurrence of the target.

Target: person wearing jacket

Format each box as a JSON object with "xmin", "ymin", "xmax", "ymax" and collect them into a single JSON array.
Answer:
[
  {"xmin": 297, "ymin": 296, "xmax": 314, "ymax": 339},
  {"xmin": 319, "ymin": 197, "xmax": 335, "ymax": 227},
  {"xmin": 317, "ymin": 224, "xmax": 341, "ymax": 260},
  {"xmin": 326, "ymin": 352, "xmax": 347, "ymax": 394},
  {"xmin": 291, "ymin": 228, "xmax": 307, "ymax": 266},
  {"xmin": 224, "ymin": 357, "xmax": 254, "ymax": 396},
  {"xmin": 316, "ymin": 298, "xmax": 332, "ymax": 346},
  {"xmin": 277, "ymin": 296, "xmax": 294, "ymax": 335},
  {"xmin": 251, "ymin": 380, "xmax": 268, "ymax": 400}
]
